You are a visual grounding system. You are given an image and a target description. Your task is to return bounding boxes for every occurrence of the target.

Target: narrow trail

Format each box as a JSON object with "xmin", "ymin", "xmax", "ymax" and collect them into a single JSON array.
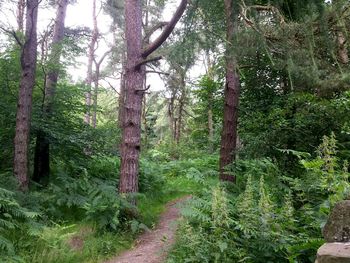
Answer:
[{"xmin": 105, "ymin": 196, "xmax": 189, "ymax": 263}]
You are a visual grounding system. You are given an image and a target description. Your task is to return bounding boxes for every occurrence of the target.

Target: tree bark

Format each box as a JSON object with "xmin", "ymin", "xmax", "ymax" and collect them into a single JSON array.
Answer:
[
  {"xmin": 92, "ymin": 69, "xmax": 99, "ymax": 128},
  {"xmin": 92, "ymin": 50, "xmax": 110, "ymax": 128},
  {"xmin": 142, "ymin": 89, "xmax": 148, "ymax": 146},
  {"xmin": 208, "ymin": 106, "xmax": 214, "ymax": 150},
  {"xmin": 119, "ymin": 0, "xmax": 144, "ymax": 195},
  {"xmin": 206, "ymin": 52, "xmax": 214, "ymax": 152},
  {"xmin": 337, "ymin": 30, "xmax": 349, "ymax": 64},
  {"xmin": 175, "ymin": 72, "xmax": 186, "ymax": 144},
  {"xmin": 33, "ymin": 0, "xmax": 69, "ymax": 184},
  {"xmin": 118, "ymin": 49, "xmax": 126, "ymax": 128},
  {"xmin": 16, "ymin": 0, "xmax": 25, "ymax": 32},
  {"xmin": 119, "ymin": 0, "xmax": 187, "ymax": 196},
  {"xmin": 219, "ymin": 0, "xmax": 240, "ymax": 182},
  {"xmin": 85, "ymin": 0, "xmax": 99, "ymax": 125},
  {"xmin": 168, "ymin": 91, "xmax": 176, "ymax": 141},
  {"xmin": 14, "ymin": 0, "xmax": 39, "ymax": 191}
]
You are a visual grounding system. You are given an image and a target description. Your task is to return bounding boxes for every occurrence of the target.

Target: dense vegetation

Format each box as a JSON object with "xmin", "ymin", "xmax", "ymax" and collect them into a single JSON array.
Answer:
[{"xmin": 0, "ymin": 0, "xmax": 349, "ymax": 262}]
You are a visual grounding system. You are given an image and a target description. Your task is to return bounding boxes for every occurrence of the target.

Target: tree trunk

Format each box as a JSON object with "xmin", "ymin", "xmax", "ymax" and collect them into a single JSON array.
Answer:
[
  {"xmin": 33, "ymin": 0, "xmax": 69, "ymax": 184},
  {"xmin": 219, "ymin": 0, "xmax": 240, "ymax": 182},
  {"xmin": 168, "ymin": 93, "xmax": 176, "ymax": 140},
  {"xmin": 118, "ymin": 0, "xmax": 188, "ymax": 197},
  {"xmin": 337, "ymin": 30, "xmax": 349, "ymax": 64},
  {"xmin": 208, "ymin": 106, "xmax": 214, "ymax": 151},
  {"xmin": 118, "ymin": 49, "xmax": 126, "ymax": 129},
  {"xmin": 176, "ymin": 73, "xmax": 185, "ymax": 144},
  {"xmin": 142, "ymin": 92, "xmax": 148, "ymax": 147},
  {"xmin": 14, "ymin": 0, "xmax": 39, "ymax": 191},
  {"xmin": 92, "ymin": 70, "xmax": 99, "ymax": 128},
  {"xmin": 16, "ymin": 0, "xmax": 25, "ymax": 32},
  {"xmin": 206, "ymin": 52, "xmax": 214, "ymax": 152},
  {"xmin": 119, "ymin": 0, "xmax": 144, "ymax": 195},
  {"xmin": 85, "ymin": 0, "xmax": 99, "ymax": 125}
]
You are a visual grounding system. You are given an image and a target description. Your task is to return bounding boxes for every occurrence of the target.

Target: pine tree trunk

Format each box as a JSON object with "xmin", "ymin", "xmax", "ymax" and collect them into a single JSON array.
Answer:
[
  {"xmin": 16, "ymin": 0, "xmax": 25, "ymax": 32},
  {"xmin": 337, "ymin": 30, "xmax": 349, "ymax": 64},
  {"xmin": 142, "ymin": 91, "xmax": 148, "ymax": 147},
  {"xmin": 219, "ymin": 0, "xmax": 240, "ymax": 182},
  {"xmin": 119, "ymin": 0, "xmax": 145, "ymax": 195},
  {"xmin": 14, "ymin": 0, "xmax": 39, "ymax": 191},
  {"xmin": 208, "ymin": 106, "xmax": 214, "ymax": 151},
  {"xmin": 118, "ymin": 0, "xmax": 188, "ymax": 197},
  {"xmin": 92, "ymin": 66, "xmax": 100, "ymax": 128},
  {"xmin": 206, "ymin": 52, "xmax": 214, "ymax": 152},
  {"xmin": 118, "ymin": 50, "xmax": 126, "ymax": 129},
  {"xmin": 85, "ymin": 0, "xmax": 98, "ymax": 125},
  {"xmin": 176, "ymin": 73, "xmax": 185, "ymax": 144},
  {"xmin": 168, "ymin": 94, "xmax": 175, "ymax": 141},
  {"xmin": 33, "ymin": 0, "xmax": 69, "ymax": 184}
]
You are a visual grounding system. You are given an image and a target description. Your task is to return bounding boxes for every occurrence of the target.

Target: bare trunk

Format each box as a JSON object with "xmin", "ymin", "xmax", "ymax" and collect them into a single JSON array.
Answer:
[
  {"xmin": 119, "ymin": 0, "xmax": 144, "ymax": 195},
  {"xmin": 219, "ymin": 0, "xmax": 240, "ymax": 182},
  {"xmin": 176, "ymin": 74, "xmax": 185, "ymax": 144},
  {"xmin": 337, "ymin": 30, "xmax": 349, "ymax": 64},
  {"xmin": 33, "ymin": 0, "xmax": 69, "ymax": 184},
  {"xmin": 119, "ymin": 0, "xmax": 188, "ymax": 197},
  {"xmin": 92, "ymin": 67, "xmax": 100, "ymax": 128},
  {"xmin": 14, "ymin": 0, "xmax": 38, "ymax": 191},
  {"xmin": 208, "ymin": 106, "xmax": 214, "ymax": 150},
  {"xmin": 16, "ymin": 0, "xmax": 25, "ymax": 32},
  {"xmin": 118, "ymin": 50, "xmax": 126, "ymax": 128},
  {"xmin": 85, "ymin": 0, "xmax": 98, "ymax": 125},
  {"xmin": 142, "ymin": 93, "xmax": 148, "ymax": 146},
  {"xmin": 168, "ymin": 94, "xmax": 176, "ymax": 141},
  {"xmin": 206, "ymin": 52, "xmax": 214, "ymax": 152}
]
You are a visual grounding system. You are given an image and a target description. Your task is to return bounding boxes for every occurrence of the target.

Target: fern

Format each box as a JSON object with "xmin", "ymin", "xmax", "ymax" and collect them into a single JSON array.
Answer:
[{"xmin": 0, "ymin": 187, "xmax": 40, "ymax": 258}]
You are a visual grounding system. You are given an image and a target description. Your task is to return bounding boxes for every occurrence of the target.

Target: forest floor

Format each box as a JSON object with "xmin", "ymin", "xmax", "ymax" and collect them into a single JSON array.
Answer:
[{"xmin": 105, "ymin": 196, "xmax": 190, "ymax": 263}]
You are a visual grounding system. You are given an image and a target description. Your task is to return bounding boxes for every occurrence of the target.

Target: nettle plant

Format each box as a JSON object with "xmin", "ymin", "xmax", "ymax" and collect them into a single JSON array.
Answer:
[{"xmin": 291, "ymin": 133, "xmax": 350, "ymax": 214}]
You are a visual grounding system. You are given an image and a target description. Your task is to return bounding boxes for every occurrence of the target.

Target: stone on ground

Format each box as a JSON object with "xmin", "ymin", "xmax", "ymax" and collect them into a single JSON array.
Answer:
[{"xmin": 316, "ymin": 243, "xmax": 350, "ymax": 263}]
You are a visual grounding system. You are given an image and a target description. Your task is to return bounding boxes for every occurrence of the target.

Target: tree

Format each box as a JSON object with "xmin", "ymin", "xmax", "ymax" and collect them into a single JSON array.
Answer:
[
  {"xmin": 16, "ymin": 0, "xmax": 25, "ymax": 32},
  {"xmin": 13, "ymin": 0, "xmax": 39, "ymax": 191},
  {"xmin": 92, "ymin": 50, "xmax": 110, "ymax": 128},
  {"xmin": 33, "ymin": 0, "xmax": 69, "ymax": 184},
  {"xmin": 219, "ymin": 0, "xmax": 240, "ymax": 182},
  {"xmin": 118, "ymin": 0, "xmax": 188, "ymax": 195},
  {"xmin": 85, "ymin": 0, "xmax": 99, "ymax": 125}
]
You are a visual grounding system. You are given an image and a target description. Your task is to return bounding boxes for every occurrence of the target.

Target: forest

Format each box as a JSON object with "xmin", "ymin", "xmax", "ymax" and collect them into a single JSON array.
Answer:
[{"xmin": 0, "ymin": 0, "xmax": 350, "ymax": 262}]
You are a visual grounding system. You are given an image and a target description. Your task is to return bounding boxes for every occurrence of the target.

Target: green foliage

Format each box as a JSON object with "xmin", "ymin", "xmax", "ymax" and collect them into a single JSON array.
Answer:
[
  {"xmin": 170, "ymin": 135, "xmax": 350, "ymax": 262},
  {"xmin": 0, "ymin": 186, "xmax": 41, "ymax": 261}
]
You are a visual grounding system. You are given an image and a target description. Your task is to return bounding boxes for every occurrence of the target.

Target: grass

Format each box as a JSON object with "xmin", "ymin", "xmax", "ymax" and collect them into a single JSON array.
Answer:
[
  {"xmin": 19, "ymin": 223, "xmax": 133, "ymax": 263},
  {"xmin": 12, "ymin": 175, "xmax": 217, "ymax": 263},
  {"xmin": 138, "ymin": 176, "xmax": 206, "ymax": 227}
]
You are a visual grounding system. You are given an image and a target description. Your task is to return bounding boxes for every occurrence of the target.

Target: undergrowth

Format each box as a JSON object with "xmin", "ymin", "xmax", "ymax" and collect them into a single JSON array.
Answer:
[
  {"xmin": 0, "ymin": 153, "xmax": 216, "ymax": 263},
  {"xmin": 168, "ymin": 134, "xmax": 349, "ymax": 263}
]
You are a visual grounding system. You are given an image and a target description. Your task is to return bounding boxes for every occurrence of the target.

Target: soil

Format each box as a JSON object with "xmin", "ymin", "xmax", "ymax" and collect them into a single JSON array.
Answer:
[{"xmin": 104, "ymin": 196, "xmax": 189, "ymax": 263}]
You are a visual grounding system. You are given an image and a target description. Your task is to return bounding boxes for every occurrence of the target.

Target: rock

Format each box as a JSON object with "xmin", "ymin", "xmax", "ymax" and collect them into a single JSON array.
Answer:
[
  {"xmin": 316, "ymin": 243, "xmax": 350, "ymax": 263},
  {"xmin": 323, "ymin": 201, "xmax": 350, "ymax": 242}
]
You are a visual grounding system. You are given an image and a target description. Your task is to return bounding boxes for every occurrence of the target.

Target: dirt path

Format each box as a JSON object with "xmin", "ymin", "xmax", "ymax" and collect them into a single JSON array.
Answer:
[{"xmin": 105, "ymin": 196, "xmax": 189, "ymax": 263}]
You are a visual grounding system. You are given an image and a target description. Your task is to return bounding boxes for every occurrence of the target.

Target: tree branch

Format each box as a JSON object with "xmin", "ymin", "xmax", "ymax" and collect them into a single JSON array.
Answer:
[
  {"xmin": 143, "ymin": 22, "xmax": 169, "ymax": 41},
  {"xmin": 135, "ymin": 84, "xmax": 151, "ymax": 93},
  {"xmin": 142, "ymin": 0, "xmax": 188, "ymax": 58},
  {"xmin": 93, "ymin": 49, "xmax": 112, "ymax": 67},
  {"xmin": 134, "ymin": 56, "xmax": 163, "ymax": 69},
  {"xmin": 105, "ymin": 79, "xmax": 119, "ymax": 94},
  {"xmin": 146, "ymin": 70, "xmax": 170, "ymax": 76},
  {"xmin": 0, "ymin": 26, "xmax": 23, "ymax": 47}
]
